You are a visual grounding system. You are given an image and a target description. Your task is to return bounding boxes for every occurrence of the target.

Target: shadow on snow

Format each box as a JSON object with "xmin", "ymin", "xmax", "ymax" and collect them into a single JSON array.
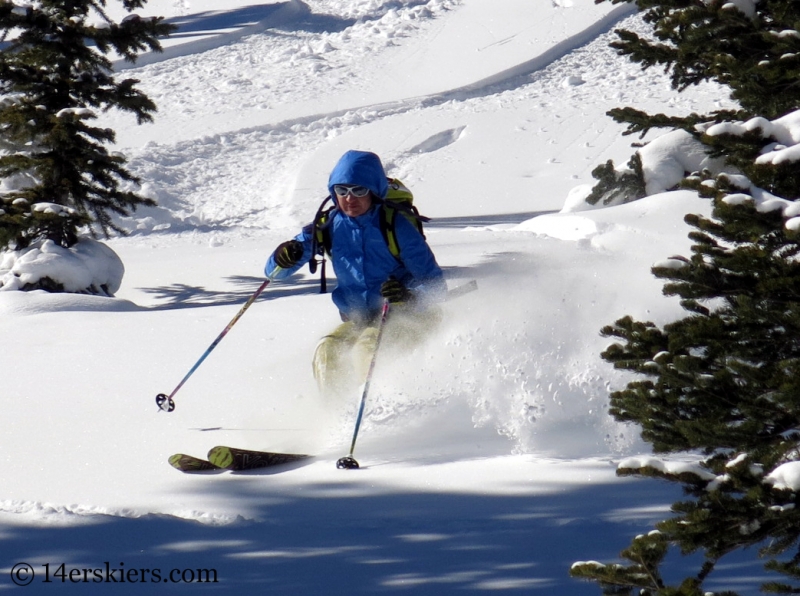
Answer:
[
  {"xmin": 0, "ymin": 479, "xmax": 676, "ymax": 595},
  {"xmin": 137, "ymin": 275, "xmax": 321, "ymax": 311},
  {"xmin": 0, "ymin": 476, "xmax": 772, "ymax": 594},
  {"xmin": 165, "ymin": 2, "xmax": 358, "ymax": 39},
  {"xmin": 426, "ymin": 211, "xmax": 557, "ymax": 228}
]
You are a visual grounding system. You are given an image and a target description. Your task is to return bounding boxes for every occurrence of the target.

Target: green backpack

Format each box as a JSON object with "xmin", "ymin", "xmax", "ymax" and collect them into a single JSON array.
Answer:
[{"xmin": 309, "ymin": 178, "xmax": 429, "ymax": 293}]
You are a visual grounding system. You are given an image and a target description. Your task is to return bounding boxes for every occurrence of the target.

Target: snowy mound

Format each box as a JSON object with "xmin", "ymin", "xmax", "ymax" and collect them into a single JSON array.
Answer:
[{"xmin": 0, "ymin": 238, "xmax": 125, "ymax": 296}]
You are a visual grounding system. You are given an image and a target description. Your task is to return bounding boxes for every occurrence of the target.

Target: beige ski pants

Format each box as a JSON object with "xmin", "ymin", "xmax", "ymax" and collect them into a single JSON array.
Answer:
[{"xmin": 312, "ymin": 307, "xmax": 441, "ymax": 398}]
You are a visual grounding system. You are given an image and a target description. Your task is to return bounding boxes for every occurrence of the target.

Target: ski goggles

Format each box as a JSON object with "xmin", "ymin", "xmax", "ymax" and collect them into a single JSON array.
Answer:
[{"xmin": 333, "ymin": 184, "xmax": 370, "ymax": 198}]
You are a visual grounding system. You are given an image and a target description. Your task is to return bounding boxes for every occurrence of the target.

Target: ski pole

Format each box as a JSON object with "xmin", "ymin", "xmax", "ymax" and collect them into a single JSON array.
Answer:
[
  {"xmin": 446, "ymin": 279, "xmax": 478, "ymax": 300},
  {"xmin": 333, "ymin": 282, "xmax": 476, "ymax": 467},
  {"xmin": 337, "ymin": 299, "xmax": 391, "ymax": 470},
  {"xmin": 155, "ymin": 267, "xmax": 282, "ymax": 413}
]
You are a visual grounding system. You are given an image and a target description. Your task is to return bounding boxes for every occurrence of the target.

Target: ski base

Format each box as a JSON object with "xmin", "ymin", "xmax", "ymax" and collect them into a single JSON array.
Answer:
[
  {"xmin": 168, "ymin": 453, "xmax": 222, "ymax": 473},
  {"xmin": 207, "ymin": 446, "xmax": 311, "ymax": 471}
]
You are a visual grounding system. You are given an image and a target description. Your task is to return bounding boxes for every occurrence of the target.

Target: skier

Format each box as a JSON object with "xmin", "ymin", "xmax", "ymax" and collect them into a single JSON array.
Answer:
[{"xmin": 265, "ymin": 150, "xmax": 446, "ymax": 398}]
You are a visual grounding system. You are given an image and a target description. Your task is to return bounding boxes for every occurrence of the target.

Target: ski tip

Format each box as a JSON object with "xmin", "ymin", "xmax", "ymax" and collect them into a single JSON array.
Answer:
[
  {"xmin": 168, "ymin": 453, "xmax": 222, "ymax": 473},
  {"xmin": 207, "ymin": 446, "xmax": 236, "ymax": 469}
]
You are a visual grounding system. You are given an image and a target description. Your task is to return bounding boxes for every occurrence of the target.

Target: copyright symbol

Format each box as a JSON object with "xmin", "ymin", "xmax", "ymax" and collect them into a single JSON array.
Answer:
[{"xmin": 10, "ymin": 563, "xmax": 34, "ymax": 586}]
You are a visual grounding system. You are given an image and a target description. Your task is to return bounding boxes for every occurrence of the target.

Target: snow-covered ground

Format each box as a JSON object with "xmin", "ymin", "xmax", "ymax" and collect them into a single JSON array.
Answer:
[{"xmin": 0, "ymin": 0, "xmax": 766, "ymax": 594}]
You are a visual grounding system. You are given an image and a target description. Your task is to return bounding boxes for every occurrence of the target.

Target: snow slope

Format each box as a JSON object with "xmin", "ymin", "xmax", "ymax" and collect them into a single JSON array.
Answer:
[{"xmin": 0, "ymin": 0, "xmax": 764, "ymax": 594}]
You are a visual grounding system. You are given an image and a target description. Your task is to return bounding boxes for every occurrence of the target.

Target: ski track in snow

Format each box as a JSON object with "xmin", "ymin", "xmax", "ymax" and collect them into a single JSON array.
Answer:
[{"xmin": 110, "ymin": 2, "xmax": 726, "ymax": 236}]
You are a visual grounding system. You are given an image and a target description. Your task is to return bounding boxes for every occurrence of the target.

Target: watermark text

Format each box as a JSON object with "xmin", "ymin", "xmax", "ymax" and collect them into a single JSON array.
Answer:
[{"xmin": 10, "ymin": 562, "xmax": 218, "ymax": 586}]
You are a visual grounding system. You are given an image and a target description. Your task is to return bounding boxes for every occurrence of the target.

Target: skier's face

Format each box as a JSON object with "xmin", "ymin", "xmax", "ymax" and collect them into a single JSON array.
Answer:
[{"xmin": 337, "ymin": 187, "xmax": 373, "ymax": 217}]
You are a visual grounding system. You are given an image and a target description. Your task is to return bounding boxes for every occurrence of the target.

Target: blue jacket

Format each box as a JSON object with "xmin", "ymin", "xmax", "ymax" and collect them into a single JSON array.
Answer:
[{"xmin": 266, "ymin": 151, "xmax": 445, "ymax": 321}]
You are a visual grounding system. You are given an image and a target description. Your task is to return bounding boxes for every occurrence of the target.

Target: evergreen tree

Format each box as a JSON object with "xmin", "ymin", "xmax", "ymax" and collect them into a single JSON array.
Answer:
[
  {"xmin": 584, "ymin": 0, "xmax": 800, "ymax": 204},
  {"xmin": 572, "ymin": 182, "xmax": 800, "ymax": 595},
  {"xmin": 0, "ymin": 0, "xmax": 175, "ymax": 250},
  {"xmin": 601, "ymin": 0, "xmax": 800, "ymax": 121},
  {"xmin": 585, "ymin": 153, "xmax": 647, "ymax": 207},
  {"xmin": 571, "ymin": 0, "xmax": 800, "ymax": 593}
]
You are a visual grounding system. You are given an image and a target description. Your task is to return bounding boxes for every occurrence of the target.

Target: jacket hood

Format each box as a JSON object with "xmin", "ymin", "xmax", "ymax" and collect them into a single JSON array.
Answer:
[{"xmin": 327, "ymin": 150, "xmax": 388, "ymax": 205}]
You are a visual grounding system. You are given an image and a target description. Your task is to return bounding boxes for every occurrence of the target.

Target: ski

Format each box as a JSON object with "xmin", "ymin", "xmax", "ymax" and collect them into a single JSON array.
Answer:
[
  {"xmin": 168, "ymin": 453, "xmax": 222, "ymax": 473},
  {"xmin": 207, "ymin": 446, "xmax": 311, "ymax": 471}
]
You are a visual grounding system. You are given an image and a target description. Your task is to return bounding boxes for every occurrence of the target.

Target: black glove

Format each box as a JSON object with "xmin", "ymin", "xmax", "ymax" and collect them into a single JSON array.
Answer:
[
  {"xmin": 380, "ymin": 277, "xmax": 413, "ymax": 304},
  {"xmin": 274, "ymin": 240, "xmax": 304, "ymax": 269}
]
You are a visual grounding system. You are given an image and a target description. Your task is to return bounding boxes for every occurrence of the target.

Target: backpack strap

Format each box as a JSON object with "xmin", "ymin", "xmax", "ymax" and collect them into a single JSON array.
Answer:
[
  {"xmin": 310, "ymin": 195, "xmax": 335, "ymax": 293},
  {"xmin": 378, "ymin": 201, "xmax": 429, "ymax": 261}
]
